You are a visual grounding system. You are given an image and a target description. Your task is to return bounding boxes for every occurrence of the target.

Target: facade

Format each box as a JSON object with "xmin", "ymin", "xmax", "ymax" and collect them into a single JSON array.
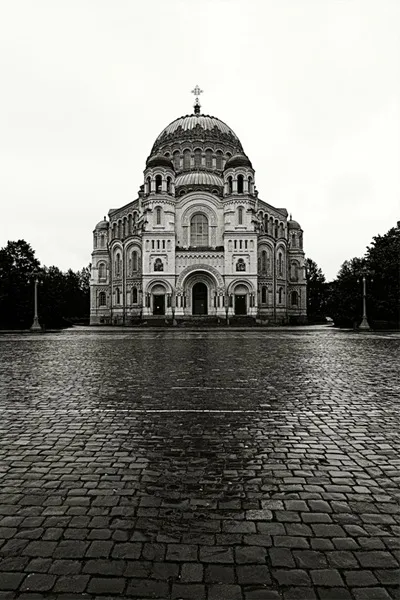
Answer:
[{"xmin": 90, "ymin": 100, "xmax": 307, "ymax": 325}]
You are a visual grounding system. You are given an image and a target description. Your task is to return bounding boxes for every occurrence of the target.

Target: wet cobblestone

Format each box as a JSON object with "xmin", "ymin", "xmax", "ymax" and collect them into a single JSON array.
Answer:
[{"xmin": 0, "ymin": 327, "xmax": 399, "ymax": 599}]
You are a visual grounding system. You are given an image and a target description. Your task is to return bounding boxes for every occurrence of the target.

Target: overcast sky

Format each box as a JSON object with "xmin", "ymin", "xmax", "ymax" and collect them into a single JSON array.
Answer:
[{"xmin": 1, "ymin": 0, "xmax": 399, "ymax": 281}]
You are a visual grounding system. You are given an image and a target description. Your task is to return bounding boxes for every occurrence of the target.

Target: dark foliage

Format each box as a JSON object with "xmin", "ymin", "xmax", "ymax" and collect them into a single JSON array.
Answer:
[{"xmin": 0, "ymin": 240, "xmax": 90, "ymax": 329}]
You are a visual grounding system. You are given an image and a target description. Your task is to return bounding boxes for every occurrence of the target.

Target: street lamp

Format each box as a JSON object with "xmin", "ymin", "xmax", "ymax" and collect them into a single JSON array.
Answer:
[
  {"xmin": 29, "ymin": 274, "xmax": 42, "ymax": 332},
  {"xmin": 357, "ymin": 267, "xmax": 373, "ymax": 331}
]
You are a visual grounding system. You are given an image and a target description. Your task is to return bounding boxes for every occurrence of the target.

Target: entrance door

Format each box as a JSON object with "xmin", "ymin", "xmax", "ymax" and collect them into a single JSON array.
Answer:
[
  {"xmin": 153, "ymin": 294, "xmax": 165, "ymax": 315},
  {"xmin": 192, "ymin": 282, "xmax": 208, "ymax": 315},
  {"xmin": 235, "ymin": 294, "xmax": 247, "ymax": 315}
]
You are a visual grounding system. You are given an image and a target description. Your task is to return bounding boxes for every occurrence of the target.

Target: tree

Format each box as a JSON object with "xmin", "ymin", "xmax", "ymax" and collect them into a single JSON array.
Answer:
[
  {"xmin": 305, "ymin": 258, "xmax": 327, "ymax": 322},
  {"xmin": 365, "ymin": 227, "xmax": 400, "ymax": 326},
  {"xmin": 0, "ymin": 240, "xmax": 41, "ymax": 328},
  {"xmin": 325, "ymin": 257, "xmax": 365, "ymax": 327}
]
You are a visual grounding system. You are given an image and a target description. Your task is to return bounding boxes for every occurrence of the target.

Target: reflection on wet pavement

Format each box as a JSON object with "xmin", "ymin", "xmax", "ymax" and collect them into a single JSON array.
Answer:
[{"xmin": 0, "ymin": 328, "xmax": 399, "ymax": 599}]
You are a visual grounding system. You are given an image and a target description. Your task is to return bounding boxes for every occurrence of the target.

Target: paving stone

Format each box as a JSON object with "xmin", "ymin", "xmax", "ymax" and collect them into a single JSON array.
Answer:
[
  {"xmin": 22, "ymin": 541, "xmax": 57, "ymax": 557},
  {"xmin": 52, "ymin": 575, "xmax": 90, "ymax": 593},
  {"xmin": 237, "ymin": 565, "xmax": 272, "ymax": 584},
  {"xmin": 243, "ymin": 590, "xmax": 281, "ymax": 600},
  {"xmin": 317, "ymin": 588, "xmax": 352, "ymax": 599},
  {"xmin": 170, "ymin": 583, "xmax": 206, "ymax": 599},
  {"xmin": 356, "ymin": 551, "xmax": 399, "ymax": 568},
  {"xmin": 199, "ymin": 545, "xmax": 233, "ymax": 563},
  {"xmin": 269, "ymin": 548, "xmax": 295, "ymax": 567},
  {"xmin": 86, "ymin": 541, "xmax": 114, "ymax": 558},
  {"xmin": 87, "ymin": 577, "xmax": 125, "ymax": 595},
  {"xmin": 0, "ymin": 557, "xmax": 29, "ymax": 572},
  {"xmin": 53, "ymin": 541, "xmax": 89, "ymax": 559},
  {"xmin": 327, "ymin": 550, "xmax": 359, "ymax": 568},
  {"xmin": 344, "ymin": 570, "xmax": 379, "ymax": 586},
  {"xmin": 352, "ymin": 589, "xmax": 393, "ymax": 600},
  {"xmin": 166, "ymin": 543, "xmax": 198, "ymax": 562},
  {"xmin": 374, "ymin": 569, "xmax": 400, "ymax": 585},
  {"xmin": 310, "ymin": 568, "xmax": 344, "ymax": 586},
  {"xmin": 272, "ymin": 569, "xmax": 311, "ymax": 586},
  {"xmin": 0, "ymin": 572, "xmax": 25, "ymax": 590},
  {"xmin": 20, "ymin": 573, "xmax": 56, "ymax": 592},
  {"xmin": 208, "ymin": 584, "xmax": 242, "ymax": 600},
  {"xmin": 111, "ymin": 543, "xmax": 141, "ymax": 559},
  {"xmin": 235, "ymin": 545, "xmax": 267, "ymax": 564},
  {"xmin": 283, "ymin": 588, "xmax": 317, "ymax": 599},
  {"xmin": 180, "ymin": 562, "xmax": 204, "ymax": 582},
  {"xmin": 293, "ymin": 549, "xmax": 327, "ymax": 568}
]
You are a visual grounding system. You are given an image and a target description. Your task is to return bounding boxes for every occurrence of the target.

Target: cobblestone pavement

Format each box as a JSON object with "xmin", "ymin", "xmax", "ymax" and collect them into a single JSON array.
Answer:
[{"xmin": 0, "ymin": 327, "xmax": 399, "ymax": 600}]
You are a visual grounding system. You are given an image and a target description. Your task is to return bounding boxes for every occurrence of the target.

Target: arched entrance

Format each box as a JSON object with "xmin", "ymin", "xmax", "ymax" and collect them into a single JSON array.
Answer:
[
  {"xmin": 152, "ymin": 284, "xmax": 166, "ymax": 315},
  {"xmin": 234, "ymin": 284, "xmax": 248, "ymax": 315},
  {"xmin": 192, "ymin": 282, "xmax": 208, "ymax": 315}
]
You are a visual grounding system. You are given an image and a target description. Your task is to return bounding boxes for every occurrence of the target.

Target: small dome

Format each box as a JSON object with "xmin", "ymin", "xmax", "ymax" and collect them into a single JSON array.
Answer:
[
  {"xmin": 146, "ymin": 154, "xmax": 174, "ymax": 169},
  {"xmin": 175, "ymin": 171, "xmax": 224, "ymax": 187},
  {"xmin": 224, "ymin": 154, "xmax": 253, "ymax": 169},
  {"xmin": 95, "ymin": 218, "xmax": 109, "ymax": 230},
  {"xmin": 288, "ymin": 219, "xmax": 301, "ymax": 230}
]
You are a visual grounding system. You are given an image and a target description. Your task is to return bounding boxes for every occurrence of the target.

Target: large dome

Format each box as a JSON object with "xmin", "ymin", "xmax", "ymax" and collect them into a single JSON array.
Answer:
[{"xmin": 150, "ymin": 113, "xmax": 244, "ymax": 156}]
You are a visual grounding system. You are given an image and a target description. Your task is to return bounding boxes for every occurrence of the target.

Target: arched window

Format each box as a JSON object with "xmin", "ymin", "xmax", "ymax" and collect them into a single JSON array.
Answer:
[
  {"xmin": 183, "ymin": 149, "xmax": 191, "ymax": 169},
  {"xmin": 237, "ymin": 174, "xmax": 244, "ymax": 194},
  {"xmin": 173, "ymin": 151, "xmax": 180, "ymax": 170},
  {"xmin": 205, "ymin": 149, "xmax": 213, "ymax": 168},
  {"xmin": 190, "ymin": 213, "xmax": 209, "ymax": 247},
  {"xmin": 261, "ymin": 286, "xmax": 267, "ymax": 304},
  {"xmin": 261, "ymin": 250, "xmax": 268, "ymax": 272},
  {"xmin": 115, "ymin": 253, "xmax": 121, "ymax": 276},
  {"xmin": 155, "ymin": 175, "xmax": 162, "ymax": 193},
  {"xmin": 98, "ymin": 263, "xmax": 106, "ymax": 280},
  {"xmin": 264, "ymin": 214, "xmax": 268, "ymax": 232},
  {"xmin": 278, "ymin": 287, "xmax": 283, "ymax": 304},
  {"xmin": 236, "ymin": 258, "xmax": 246, "ymax": 271},
  {"xmin": 98, "ymin": 291, "xmax": 106, "ymax": 306},
  {"xmin": 227, "ymin": 176, "xmax": 233, "ymax": 194},
  {"xmin": 291, "ymin": 291, "xmax": 298, "ymax": 306},
  {"xmin": 291, "ymin": 233, "xmax": 296, "ymax": 248},
  {"xmin": 146, "ymin": 176, "xmax": 151, "ymax": 194},
  {"xmin": 216, "ymin": 151, "xmax": 223, "ymax": 170},
  {"xmin": 248, "ymin": 176, "xmax": 253, "ymax": 194},
  {"xmin": 115, "ymin": 287, "xmax": 121, "ymax": 304},
  {"xmin": 274, "ymin": 221, "xmax": 278, "ymax": 238},
  {"xmin": 132, "ymin": 250, "xmax": 138, "ymax": 273},
  {"xmin": 278, "ymin": 252, "xmax": 283, "ymax": 277},
  {"xmin": 132, "ymin": 287, "xmax": 138, "ymax": 304},
  {"xmin": 154, "ymin": 258, "xmax": 164, "ymax": 271},
  {"xmin": 118, "ymin": 221, "xmax": 122, "ymax": 238},
  {"xmin": 290, "ymin": 261, "xmax": 298, "ymax": 281},
  {"xmin": 166, "ymin": 176, "xmax": 171, "ymax": 193},
  {"xmin": 194, "ymin": 148, "xmax": 202, "ymax": 167},
  {"xmin": 155, "ymin": 207, "xmax": 162, "ymax": 225},
  {"xmin": 238, "ymin": 207, "xmax": 243, "ymax": 225}
]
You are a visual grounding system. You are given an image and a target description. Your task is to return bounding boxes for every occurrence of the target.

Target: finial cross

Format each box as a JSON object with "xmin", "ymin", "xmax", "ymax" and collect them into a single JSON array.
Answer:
[{"xmin": 191, "ymin": 85, "xmax": 203, "ymax": 97}]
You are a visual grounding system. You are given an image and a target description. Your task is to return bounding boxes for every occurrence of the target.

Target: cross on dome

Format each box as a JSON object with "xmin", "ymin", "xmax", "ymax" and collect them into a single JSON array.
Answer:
[{"xmin": 191, "ymin": 84, "xmax": 203, "ymax": 114}]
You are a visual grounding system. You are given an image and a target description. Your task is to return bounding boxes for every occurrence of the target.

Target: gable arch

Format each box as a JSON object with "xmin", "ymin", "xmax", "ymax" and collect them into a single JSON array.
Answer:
[
  {"xmin": 181, "ymin": 203, "xmax": 218, "ymax": 227},
  {"xmin": 176, "ymin": 264, "xmax": 224, "ymax": 290}
]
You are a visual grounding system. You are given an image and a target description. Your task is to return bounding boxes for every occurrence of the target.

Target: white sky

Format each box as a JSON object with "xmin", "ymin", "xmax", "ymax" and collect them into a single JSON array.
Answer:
[{"xmin": 1, "ymin": 0, "xmax": 399, "ymax": 281}]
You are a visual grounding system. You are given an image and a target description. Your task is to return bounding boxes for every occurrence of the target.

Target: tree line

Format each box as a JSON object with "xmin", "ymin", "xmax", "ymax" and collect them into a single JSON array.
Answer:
[
  {"xmin": 306, "ymin": 224, "xmax": 400, "ymax": 328},
  {"xmin": 0, "ymin": 240, "xmax": 90, "ymax": 329}
]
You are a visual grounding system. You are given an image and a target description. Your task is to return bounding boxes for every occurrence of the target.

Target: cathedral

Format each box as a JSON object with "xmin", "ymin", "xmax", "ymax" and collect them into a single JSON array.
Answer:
[{"xmin": 90, "ymin": 89, "xmax": 307, "ymax": 325}]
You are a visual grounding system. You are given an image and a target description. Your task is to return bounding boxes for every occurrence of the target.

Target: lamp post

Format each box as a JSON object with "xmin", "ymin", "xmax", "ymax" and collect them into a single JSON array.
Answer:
[
  {"xmin": 30, "ymin": 275, "xmax": 42, "ymax": 332},
  {"xmin": 357, "ymin": 267, "xmax": 373, "ymax": 331}
]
